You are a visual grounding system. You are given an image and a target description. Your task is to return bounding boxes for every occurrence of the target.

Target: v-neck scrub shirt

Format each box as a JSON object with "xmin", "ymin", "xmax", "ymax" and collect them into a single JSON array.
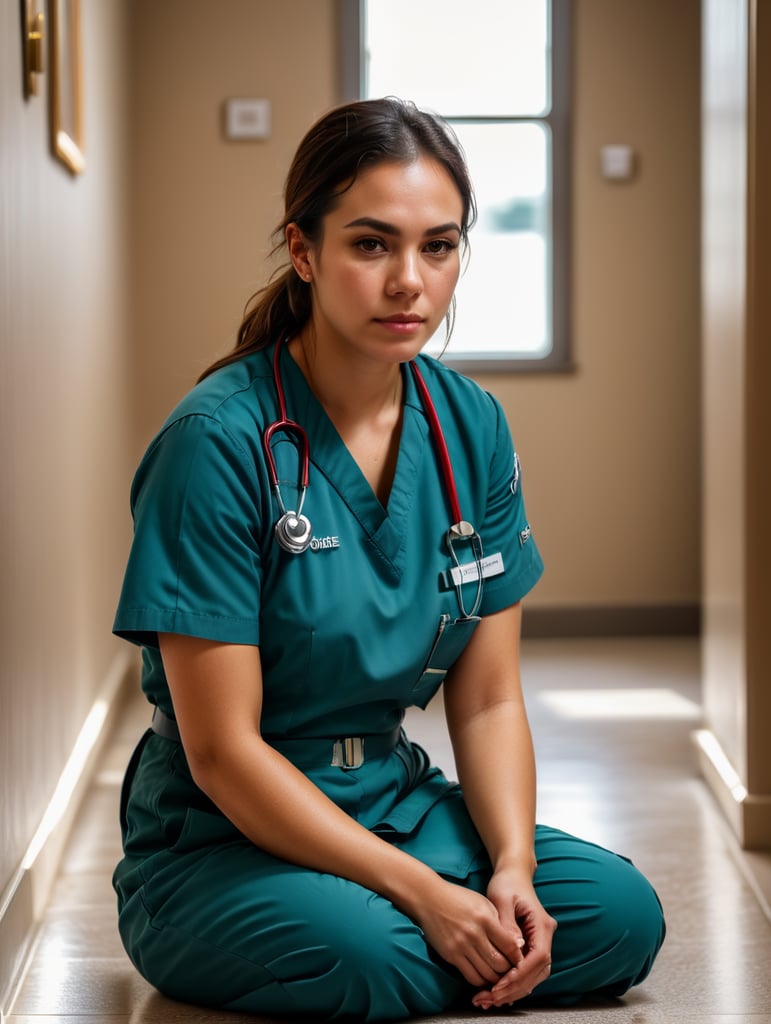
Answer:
[
  {"xmin": 115, "ymin": 345, "xmax": 543, "ymax": 734},
  {"xmin": 112, "ymin": 343, "xmax": 665, "ymax": 1021}
]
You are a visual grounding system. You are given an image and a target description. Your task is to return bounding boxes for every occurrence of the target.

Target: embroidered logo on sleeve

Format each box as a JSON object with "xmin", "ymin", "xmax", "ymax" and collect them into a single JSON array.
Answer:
[
  {"xmin": 519, "ymin": 524, "xmax": 532, "ymax": 546},
  {"xmin": 510, "ymin": 452, "xmax": 521, "ymax": 496}
]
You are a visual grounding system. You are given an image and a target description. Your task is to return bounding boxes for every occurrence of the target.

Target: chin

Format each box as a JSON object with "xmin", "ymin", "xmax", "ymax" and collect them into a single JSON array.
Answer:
[{"xmin": 369, "ymin": 330, "xmax": 435, "ymax": 361}]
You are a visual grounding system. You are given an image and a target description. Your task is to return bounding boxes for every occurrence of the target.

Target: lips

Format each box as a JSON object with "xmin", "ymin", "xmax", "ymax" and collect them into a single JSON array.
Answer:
[{"xmin": 376, "ymin": 314, "xmax": 425, "ymax": 324}]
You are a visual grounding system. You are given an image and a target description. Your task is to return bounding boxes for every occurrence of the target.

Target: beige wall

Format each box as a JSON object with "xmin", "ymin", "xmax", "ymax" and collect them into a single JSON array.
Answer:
[
  {"xmin": 699, "ymin": 0, "xmax": 771, "ymax": 849},
  {"xmin": 129, "ymin": 0, "xmax": 340, "ymax": 453},
  {"xmin": 0, "ymin": 0, "xmax": 135, "ymax": 999},
  {"xmin": 481, "ymin": 0, "xmax": 702, "ymax": 613},
  {"xmin": 131, "ymin": 0, "xmax": 702, "ymax": 618}
]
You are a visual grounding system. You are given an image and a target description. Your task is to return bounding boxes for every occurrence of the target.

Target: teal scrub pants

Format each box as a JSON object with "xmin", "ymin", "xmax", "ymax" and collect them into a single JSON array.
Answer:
[{"xmin": 115, "ymin": 741, "xmax": 665, "ymax": 1021}]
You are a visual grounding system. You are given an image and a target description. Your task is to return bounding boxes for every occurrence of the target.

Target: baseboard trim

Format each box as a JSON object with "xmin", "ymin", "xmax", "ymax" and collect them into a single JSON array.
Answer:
[
  {"xmin": 694, "ymin": 728, "xmax": 771, "ymax": 919},
  {"xmin": 0, "ymin": 869, "xmax": 33, "ymax": 1024},
  {"xmin": 0, "ymin": 648, "xmax": 138, "ymax": 1017},
  {"xmin": 694, "ymin": 728, "xmax": 771, "ymax": 851},
  {"xmin": 521, "ymin": 603, "xmax": 701, "ymax": 638}
]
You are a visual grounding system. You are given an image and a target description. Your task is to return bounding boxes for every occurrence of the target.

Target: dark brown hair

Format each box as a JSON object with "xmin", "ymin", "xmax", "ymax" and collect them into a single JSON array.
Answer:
[{"xmin": 199, "ymin": 97, "xmax": 476, "ymax": 381}]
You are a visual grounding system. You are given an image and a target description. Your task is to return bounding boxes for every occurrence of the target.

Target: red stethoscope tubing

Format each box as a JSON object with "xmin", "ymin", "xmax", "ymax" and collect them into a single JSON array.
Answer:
[
  {"xmin": 407, "ymin": 361, "xmax": 463, "ymax": 528},
  {"xmin": 263, "ymin": 338, "xmax": 466, "ymax": 531},
  {"xmin": 263, "ymin": 340, "xmax": 310, "ymax": 491}
]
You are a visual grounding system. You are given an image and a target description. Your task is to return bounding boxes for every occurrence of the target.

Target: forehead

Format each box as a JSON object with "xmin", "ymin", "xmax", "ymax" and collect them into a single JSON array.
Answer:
[{"xmin": 329, "ymin": 157, "xmax": 464, "ymax": 228}]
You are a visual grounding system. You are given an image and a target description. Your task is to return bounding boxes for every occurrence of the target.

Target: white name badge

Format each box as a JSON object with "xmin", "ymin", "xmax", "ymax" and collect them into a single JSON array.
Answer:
[{"xmin": 449, "ymin": 552, "xmax": 505, "ymax": 587}]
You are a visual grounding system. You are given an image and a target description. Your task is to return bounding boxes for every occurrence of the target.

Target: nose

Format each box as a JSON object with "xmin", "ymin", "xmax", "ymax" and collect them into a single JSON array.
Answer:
[{"xmin": 386, "ymin": 251, "xmax": 423, "ymax": 297}]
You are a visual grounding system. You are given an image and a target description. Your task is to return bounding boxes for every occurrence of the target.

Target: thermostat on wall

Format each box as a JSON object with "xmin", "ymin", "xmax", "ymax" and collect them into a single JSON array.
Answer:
[{"xmin": 224, "ymin": 98, "xmax": 272, "ymax": 141}]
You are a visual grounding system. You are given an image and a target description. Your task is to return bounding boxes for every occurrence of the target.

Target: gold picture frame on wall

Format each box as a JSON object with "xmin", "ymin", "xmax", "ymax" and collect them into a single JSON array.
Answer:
[{"xmin": 49, "ymin": 0, "xmax": 85, "ymax": 175}]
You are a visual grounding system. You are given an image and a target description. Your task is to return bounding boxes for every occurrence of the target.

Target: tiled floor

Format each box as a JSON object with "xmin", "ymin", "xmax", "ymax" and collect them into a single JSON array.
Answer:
[{"xmin": 7, "ymin": 637, "xmax": 771, "ymax": 1023}]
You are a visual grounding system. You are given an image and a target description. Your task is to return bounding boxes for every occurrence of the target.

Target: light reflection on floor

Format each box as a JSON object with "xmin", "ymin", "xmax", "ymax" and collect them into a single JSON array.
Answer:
[{"xmin": 535, "ymin": 687, "xmax": 702, "ymax": 720}]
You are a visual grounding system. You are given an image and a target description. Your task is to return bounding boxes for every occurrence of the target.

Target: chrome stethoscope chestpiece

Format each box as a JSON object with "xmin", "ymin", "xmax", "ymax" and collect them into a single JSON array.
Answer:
[{"xmin": 274, "ymin": 510, "xmax": 312, "ymax": 555}]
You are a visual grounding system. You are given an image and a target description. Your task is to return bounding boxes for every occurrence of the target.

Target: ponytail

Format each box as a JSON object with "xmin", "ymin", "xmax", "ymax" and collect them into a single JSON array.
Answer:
[{"xmin": 198, "ymin": 264, "xmax": 311, "ymax": 382}]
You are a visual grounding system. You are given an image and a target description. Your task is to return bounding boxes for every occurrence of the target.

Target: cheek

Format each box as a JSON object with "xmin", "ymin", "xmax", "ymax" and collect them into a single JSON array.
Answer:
[
  {"xmin": 329, "ymin": 263, "xmax": 379, "ymax": 298},
  {"xmin": 431, "ymin": 260, "xmax": 461, "ymax": 298}
]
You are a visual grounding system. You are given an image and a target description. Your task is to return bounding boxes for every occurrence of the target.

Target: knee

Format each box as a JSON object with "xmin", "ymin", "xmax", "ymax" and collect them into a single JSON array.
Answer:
[
  {"xmin": 536, "ymin": 832, "xmax": 666, "ymax": 1000},
  {"xmin": 566, "ymin": 852, "xmax": 666, "ymax": 996},
  {"xmin": 603, "ymin": 857, "xmax": 666, "ymax": 991}
]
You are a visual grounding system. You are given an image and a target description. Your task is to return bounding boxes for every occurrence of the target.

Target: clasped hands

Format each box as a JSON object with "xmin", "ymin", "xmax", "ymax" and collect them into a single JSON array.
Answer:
[{"xmin": 416, "ymin": 869, "xmax": 557, "ymax": 1010}]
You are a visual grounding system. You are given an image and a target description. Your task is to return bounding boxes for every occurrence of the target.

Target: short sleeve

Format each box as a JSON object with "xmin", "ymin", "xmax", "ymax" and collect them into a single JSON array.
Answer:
[
  {"xmin": 476, "ymin": 395, "xmax": 544, "ymax": 616},
  {"xmin": 113, "ymin": 414, "xmax": 264, "ymax": 647}
]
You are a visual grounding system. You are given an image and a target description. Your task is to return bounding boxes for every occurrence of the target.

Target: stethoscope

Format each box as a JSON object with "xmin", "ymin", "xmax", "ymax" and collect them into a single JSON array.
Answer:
[{"xmin": 262, "ymin": 339, "xmax": 485, "ymax": 619}]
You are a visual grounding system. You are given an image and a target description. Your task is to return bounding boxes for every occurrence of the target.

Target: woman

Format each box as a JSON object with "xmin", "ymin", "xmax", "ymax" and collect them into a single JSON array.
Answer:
[{"xmin": 113, "ymin": 97, "xmax": 664, "ymax": 1020}]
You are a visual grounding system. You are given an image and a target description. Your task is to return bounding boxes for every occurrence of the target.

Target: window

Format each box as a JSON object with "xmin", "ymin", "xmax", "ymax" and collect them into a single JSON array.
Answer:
[{"xmin": 339, "ymin": 0, "xmax": 571, "ymax": 371}]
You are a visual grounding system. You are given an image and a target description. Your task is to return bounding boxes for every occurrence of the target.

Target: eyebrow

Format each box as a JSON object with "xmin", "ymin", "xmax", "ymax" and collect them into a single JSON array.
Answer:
[{"xmin": 343, "ymin": 217, "xmax": 462, "ymax": 237}]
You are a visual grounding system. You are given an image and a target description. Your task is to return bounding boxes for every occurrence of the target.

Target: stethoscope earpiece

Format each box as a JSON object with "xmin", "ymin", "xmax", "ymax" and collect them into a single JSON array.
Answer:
[{"xmin": 274, "ymin": 511, "xmax": 312, "ymax": 555}]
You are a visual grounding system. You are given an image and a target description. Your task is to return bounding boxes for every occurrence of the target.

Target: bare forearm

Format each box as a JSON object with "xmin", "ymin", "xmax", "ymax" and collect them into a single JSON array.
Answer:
[
  {"xmin": 192, "ymin": 737, "xmax": 439, "ymax": 917},
  {"xmin": 448, "ymin": 699, "xmax": 537, "ymax": 875}
]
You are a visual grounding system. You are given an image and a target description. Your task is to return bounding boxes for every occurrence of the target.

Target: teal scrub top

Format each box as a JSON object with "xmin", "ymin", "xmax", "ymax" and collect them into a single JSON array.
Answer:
[
  {"xmin": 113, "ymin": 342, "xmax": 543, "ymax": 741},
  {"xmin": 110, "ymin": 358, "xmax": 666, "ymax": 1018}
]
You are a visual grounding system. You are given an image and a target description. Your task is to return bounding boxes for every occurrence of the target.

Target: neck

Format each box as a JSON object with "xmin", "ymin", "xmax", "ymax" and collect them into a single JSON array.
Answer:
[
  {"xmin": 289, "ymin": 331, "xmax": 403, "ymax": 422},
  {"xmin": 287, "ymin": 330, "xmax": 406, "ymax": 506}
]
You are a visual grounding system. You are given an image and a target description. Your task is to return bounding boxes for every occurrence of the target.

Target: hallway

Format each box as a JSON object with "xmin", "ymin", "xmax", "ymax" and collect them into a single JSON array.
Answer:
[{"xmin": 6, "ymin": 637, "xmax": 771, "ymax": 1023}]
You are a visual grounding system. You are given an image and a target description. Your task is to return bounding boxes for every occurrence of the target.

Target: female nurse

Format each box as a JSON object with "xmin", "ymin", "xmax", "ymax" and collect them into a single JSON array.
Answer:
[{"xmin": 113, "ymin": 97, "xmax": 665, "ymax": 1021}]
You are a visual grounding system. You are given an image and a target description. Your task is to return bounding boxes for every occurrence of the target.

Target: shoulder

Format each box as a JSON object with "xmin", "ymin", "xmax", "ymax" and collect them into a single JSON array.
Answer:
[
  {"xmin": 130, "ymin": 351, "xmax": 274, "ymax": 507},
  {"xmin": 161, "ymin": 349, "xmax": 274, "ymax": 434},
  {"xmin": 411, "ymin": 354, "xmax": 506, "ymax": 434},
  {"xmin": 141, "ymin": 350, "xmax": 275, "ymax": 461},
  {"xmin": 410, "ymin": 356, "xmax": 517, "ymax": 493}
]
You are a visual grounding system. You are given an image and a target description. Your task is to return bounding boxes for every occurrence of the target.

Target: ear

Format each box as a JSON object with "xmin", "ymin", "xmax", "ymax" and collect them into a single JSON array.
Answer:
[{"xmin": 286, "ymin": 223, "xmax": 313, "ymax": 283}]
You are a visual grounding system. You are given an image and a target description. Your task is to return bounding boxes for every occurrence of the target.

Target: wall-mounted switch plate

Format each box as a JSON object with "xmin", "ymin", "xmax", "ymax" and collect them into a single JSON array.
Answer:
[
  {"xmin": 224, "ymin": 98, "xmax": 271, "ymax": 141},
  {"xmin": 600, "ymin": 144, "xmax": 636, "ymax": 181}
]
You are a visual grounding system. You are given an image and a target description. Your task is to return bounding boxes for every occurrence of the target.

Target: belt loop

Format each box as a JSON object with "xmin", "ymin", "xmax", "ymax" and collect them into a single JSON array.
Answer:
[{"xmin": 331, "ymin": 736, "xmax": 364, "ymax": 769}]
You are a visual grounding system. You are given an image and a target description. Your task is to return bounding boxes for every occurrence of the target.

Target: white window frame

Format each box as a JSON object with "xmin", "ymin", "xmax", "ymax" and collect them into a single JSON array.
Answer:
[{"xmin": 337, "ymin": 0, "xmax": 572, "ymax": 373}]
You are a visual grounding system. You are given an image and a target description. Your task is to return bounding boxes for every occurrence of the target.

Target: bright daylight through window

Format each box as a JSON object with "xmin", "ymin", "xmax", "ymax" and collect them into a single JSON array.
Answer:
[{"xmin": 354, "ymin": 0, "xmax": 570, "ymax": 371}]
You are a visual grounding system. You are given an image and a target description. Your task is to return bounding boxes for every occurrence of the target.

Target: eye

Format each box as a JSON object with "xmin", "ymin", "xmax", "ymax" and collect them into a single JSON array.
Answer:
[
  {"xmin": 355, "ymin": 237, "xmax": 387, "ymax": 254},
  {"xmin": 423, "ymin": 238, "xmax": 457, "ymax": 256}
]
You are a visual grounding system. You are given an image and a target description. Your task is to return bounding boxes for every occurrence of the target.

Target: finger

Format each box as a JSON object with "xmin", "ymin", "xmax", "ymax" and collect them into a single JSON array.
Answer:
[
  {"xmin": 467, "ymin": 949, "xmax": 507, "ymax": 986},
  {"xmin": 460, "ymin": 963, "xmax": 488, "ymax": 989},
  {"xmin": 496, "ymin": 957, "xmax": 551, "ymax": 991},
  {"xmin": 487, "ymin": 919, "xmax": 526, "ymax": 966},
  {"xmin": 489, "ymin": 959, "xmax": 552, "ymax": 1005},
  {"xmin": 459, "ymin": 953, "xmax": 502, "ymax": 989},
  {"xmin": 472, "ymin": 964, "xmax": 521, "ymax": 1009},
  {"xmin": 471, "ymin": 981, "xmax": 497, "ymax": 1007},
  {"xmin": 486, "ymin": 945, "xmax": 514, "ymax": 974},
  {"xmin": 508, "ymin": 934, "xmax": 526, "ymax": 964},
  {"xmin": 493, "ymin": 896, "xmax": 519, "ymax": 934}
]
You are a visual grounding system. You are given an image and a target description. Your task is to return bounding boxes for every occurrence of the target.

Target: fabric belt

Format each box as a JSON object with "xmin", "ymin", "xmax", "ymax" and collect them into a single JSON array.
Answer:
[{"xmin": 150, "ymin": 706, "xmax": 403, "ymax": 770}]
